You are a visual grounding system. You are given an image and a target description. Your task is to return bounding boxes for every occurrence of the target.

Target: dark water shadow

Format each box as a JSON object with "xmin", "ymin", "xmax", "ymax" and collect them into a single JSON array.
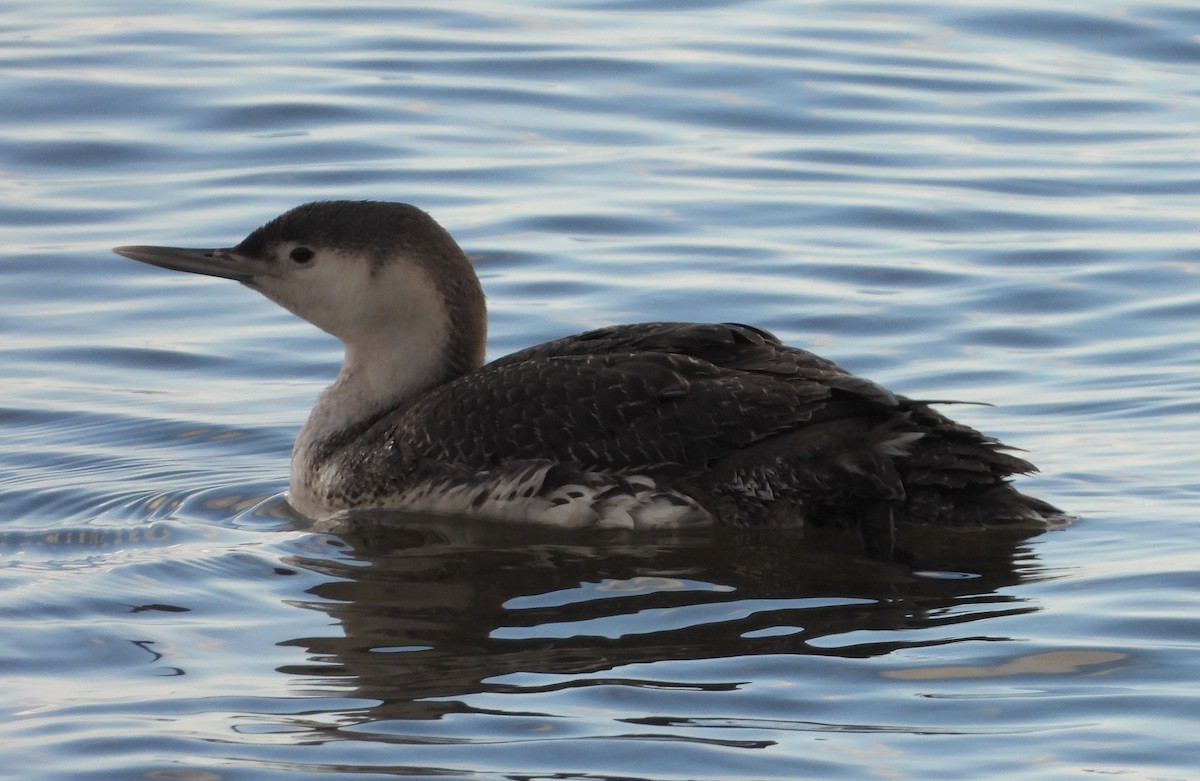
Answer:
[{"xmin": 276, "ymin": 511, "xmax": 1054, "ymax": 727}]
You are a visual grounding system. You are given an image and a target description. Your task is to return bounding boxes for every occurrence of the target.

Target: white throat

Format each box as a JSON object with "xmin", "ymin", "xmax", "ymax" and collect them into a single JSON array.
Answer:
[{"xmin": 290, "ymin": 259, "xmax": 455, "ymax": 481}]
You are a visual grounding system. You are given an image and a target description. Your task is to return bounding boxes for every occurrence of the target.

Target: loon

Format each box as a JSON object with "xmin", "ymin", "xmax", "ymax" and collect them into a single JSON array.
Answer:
[{"xmin": 114, "ymin": 200, "xmax": 1060, "ymax": 554}]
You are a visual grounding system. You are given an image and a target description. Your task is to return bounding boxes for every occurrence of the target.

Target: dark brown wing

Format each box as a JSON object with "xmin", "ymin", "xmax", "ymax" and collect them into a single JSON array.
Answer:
[
  {"xmin": 387, "ymin": 322, "xmax": 1057, "ymax": 528},
  {"xmin": 393, "ymin": 323, "xmax": 873, "ymax": 471}
]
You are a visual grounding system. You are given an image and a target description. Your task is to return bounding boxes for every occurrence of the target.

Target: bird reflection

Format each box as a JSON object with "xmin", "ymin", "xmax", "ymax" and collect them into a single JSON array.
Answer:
[{"xmin": 275, "ymin": 511, "xmax": 1051, "ymax": 728}]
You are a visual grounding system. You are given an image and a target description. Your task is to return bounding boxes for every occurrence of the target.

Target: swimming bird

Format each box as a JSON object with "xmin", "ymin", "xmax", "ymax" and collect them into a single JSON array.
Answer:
[{"xmin": 114, "ymin": 200, "xmax": 1060, "ymax": 556}]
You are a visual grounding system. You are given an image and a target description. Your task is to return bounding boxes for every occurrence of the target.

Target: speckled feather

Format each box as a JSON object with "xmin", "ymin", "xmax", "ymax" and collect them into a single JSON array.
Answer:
[{"xmin": 315, "ymin": 321, "xmax": 1054, "ymax": 531}]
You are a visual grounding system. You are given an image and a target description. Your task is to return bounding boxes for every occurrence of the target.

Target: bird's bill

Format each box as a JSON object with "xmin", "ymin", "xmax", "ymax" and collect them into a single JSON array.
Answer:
[{"xmin": 113, "ymin": 245, "xmax": 254, "ymax": 282}]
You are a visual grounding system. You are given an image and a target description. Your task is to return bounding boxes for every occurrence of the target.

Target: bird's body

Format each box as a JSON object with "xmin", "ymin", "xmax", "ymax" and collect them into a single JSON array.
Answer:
[{"xmin": 115, "ymin": 201, "xmax": 1060, "ymax": 555}]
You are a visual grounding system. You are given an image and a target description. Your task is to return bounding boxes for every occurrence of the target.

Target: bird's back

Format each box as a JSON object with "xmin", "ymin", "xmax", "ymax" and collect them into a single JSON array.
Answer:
[{"xmin": 344, "ymin": 322, "xmax": 1057, "ymax": 542}]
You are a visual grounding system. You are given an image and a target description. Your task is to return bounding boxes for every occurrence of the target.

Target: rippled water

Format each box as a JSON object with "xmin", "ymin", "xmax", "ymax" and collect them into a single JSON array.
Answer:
[{"xmin": 3, "ymin": 1, "xmax": 1199, "ymax": 779}]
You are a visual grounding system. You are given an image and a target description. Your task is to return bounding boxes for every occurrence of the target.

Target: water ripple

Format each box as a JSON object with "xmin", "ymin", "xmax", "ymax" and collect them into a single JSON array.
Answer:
[{"xmin": 2, "ymin": 1, "xmax": 1199, "ymax": 779}]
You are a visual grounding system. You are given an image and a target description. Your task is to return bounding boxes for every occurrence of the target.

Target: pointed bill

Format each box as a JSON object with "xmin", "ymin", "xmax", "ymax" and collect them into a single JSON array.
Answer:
[{"xmin": 113, "ymin": 245, "xmax": 255, "ymax": 282}]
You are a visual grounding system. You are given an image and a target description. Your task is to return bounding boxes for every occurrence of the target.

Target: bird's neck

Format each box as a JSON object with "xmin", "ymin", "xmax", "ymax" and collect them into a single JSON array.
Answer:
[
  {"xmin": 292, "ymin": 314, "xmax": 485, "ymax": 477},
  {"xmin": 303, "ymin": 336, "xmax": 441, "ymax": 445}
]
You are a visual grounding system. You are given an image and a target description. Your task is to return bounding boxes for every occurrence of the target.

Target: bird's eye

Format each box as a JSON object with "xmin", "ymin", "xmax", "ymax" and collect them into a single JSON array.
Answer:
[{"xmin": 289, "ymin": 247, "xmax": 315, "ymax": 264}]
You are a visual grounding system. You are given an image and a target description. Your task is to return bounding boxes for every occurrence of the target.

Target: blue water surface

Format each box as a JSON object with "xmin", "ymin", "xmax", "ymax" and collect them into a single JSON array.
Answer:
[{"xmin": 2, "ymin": 1, "xmax": 1199, "ymax": 779}]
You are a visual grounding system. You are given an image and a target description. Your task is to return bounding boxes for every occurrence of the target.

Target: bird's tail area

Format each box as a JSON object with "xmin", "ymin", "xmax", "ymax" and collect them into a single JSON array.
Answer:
[{"xmin": 894, "ymin": 400, "xmax": 1068, "ymax": 527}]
